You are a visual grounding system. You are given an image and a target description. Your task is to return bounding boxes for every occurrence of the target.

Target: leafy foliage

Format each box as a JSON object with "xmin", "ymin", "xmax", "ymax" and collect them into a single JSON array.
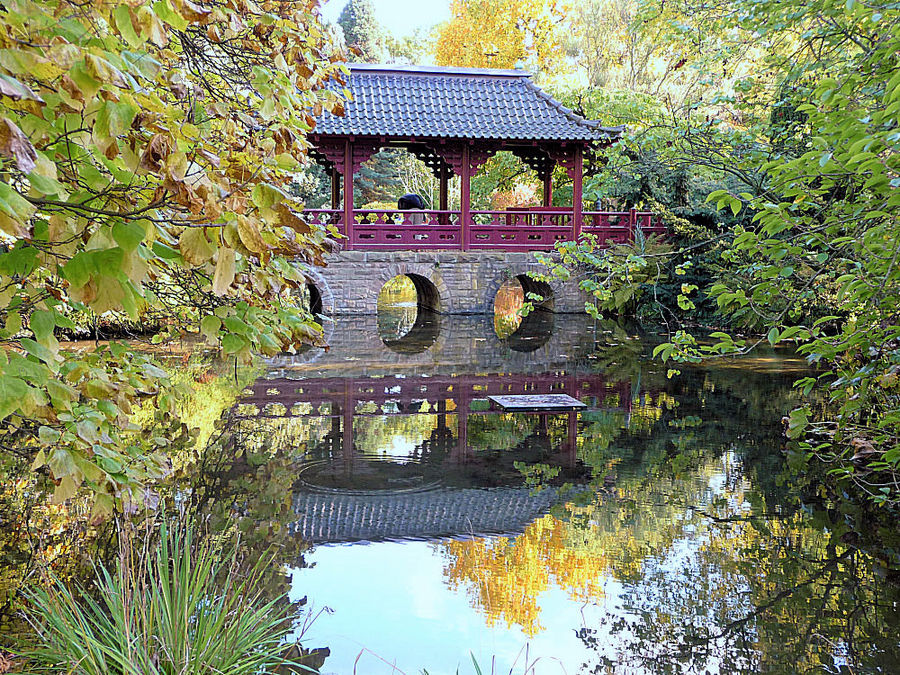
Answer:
[
  {"xmin": 19, "ymin": 519, "xmax": 311, "ymax": 674},
  {"xmin": 643, "ymin": 0, "xmax": 900, "ymax": 504},
  {"xmin": 434, "ymin": 0, "xmax": 567, "ymax": 71},
  {"xmin": 535, "ymin": 0, "xmax": 900, "ymax": 506},
  {"xmin": 337, "ymin": 0, "xmax": 385, "ymax": 62},
  {"xmin": 0, "ymin": 0, "xmax": 345, "ymax": 507}
]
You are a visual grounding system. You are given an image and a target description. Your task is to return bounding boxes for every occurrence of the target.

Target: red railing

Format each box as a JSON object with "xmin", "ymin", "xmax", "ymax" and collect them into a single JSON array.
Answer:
[
  {"xmin": 240, "ymin": 371, "xmax": 633, "ymax": 418},
  {"xmin": 303, "ymin": 207, "xmax": 664, "ymax": 252}
]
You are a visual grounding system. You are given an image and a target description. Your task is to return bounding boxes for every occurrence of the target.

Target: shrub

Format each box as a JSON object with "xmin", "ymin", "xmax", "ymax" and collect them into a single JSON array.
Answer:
[{"xmin": 18, "ymin": 520, "xmax": 312, "ymax": 674}]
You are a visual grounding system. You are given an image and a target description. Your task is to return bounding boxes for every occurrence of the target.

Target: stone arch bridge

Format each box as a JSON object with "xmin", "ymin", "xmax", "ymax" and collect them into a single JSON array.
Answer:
[{"xmin": 303, "ymin": 250, "xmax": 585, "ymax": 315}]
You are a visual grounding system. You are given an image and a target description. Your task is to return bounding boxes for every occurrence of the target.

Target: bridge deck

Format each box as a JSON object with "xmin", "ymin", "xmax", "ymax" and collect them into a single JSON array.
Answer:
[{"xmin": 305, "ymin": 208, "xmax": 664, "ymax": 252}]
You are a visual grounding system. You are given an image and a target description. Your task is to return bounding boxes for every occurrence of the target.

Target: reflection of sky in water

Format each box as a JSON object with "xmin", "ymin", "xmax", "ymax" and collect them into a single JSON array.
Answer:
[
  {"xmin": 370, "ymin": 434, "xmax": 419, "ymax": 463},
  {"xmin": 288, "ymin": 454, "xmax": 756, "ymax": 674},
  {"xmin": 289, "ymin": 541, "xmax": 625, "ymax": 675},
  {"xmin": 264, "ymin": 316, "xmax": 900, "ymax": 674}
]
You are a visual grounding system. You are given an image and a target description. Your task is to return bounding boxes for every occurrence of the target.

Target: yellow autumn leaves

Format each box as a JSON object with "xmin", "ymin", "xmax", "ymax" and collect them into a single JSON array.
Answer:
[{"xmin": 434, "ymin": 0, "xmax": 568, "ymax": 71}]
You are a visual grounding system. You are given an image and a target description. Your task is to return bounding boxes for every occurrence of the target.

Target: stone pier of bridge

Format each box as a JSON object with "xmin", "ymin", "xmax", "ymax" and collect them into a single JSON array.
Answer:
[{"xmin": 303, "ymin": 250, "xmax": 587, "ymax": 316}]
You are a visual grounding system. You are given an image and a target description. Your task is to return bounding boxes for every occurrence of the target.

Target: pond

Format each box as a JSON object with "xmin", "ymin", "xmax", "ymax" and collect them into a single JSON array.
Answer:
[{"xmin": 221, "ymin": 309, "xmax": 900, "ymax": 674}]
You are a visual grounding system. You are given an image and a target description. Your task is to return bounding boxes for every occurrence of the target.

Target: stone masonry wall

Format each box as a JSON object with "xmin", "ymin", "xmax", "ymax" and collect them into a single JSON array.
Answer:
[{"xmin": 302, "ymin": 251, "xmax": 588, "ymax": 315}]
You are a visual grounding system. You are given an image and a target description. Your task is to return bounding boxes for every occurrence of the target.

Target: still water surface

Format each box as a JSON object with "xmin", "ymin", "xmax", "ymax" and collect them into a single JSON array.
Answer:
[{"xmin": 235, "ymin": 309, "xmax": 900, "ymax": 674}]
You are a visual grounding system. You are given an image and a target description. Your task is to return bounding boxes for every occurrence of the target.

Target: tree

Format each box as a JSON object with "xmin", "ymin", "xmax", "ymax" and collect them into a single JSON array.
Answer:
[
  {"xmin": 434, "ymin": 0, "xmax": 567, "ymax": 71},
  {"xmin": 0, "ymin": 0, "xmax": 345, "ymax": 514},
  {"xmin": 541, "ymin": 0, "xmax": 900, "ymax": 505},
  {"xmin": 355, "ymin": 149, "xmax": 402, "ymax": 206},
  {"xmin": 337, "ymin": 0, "xmax": 385, "ymax": 63},
  {"xmin": 696, "ymin": 0, "xmax": 900, "ymax": 505},
  {"xmin": 564, "ymin": 0, "xmax": 661, "ymax": 91}
]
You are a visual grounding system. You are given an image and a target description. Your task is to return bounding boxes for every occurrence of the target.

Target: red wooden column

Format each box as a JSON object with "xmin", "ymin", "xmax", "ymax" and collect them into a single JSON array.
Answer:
[
  {"xmin": 567, "ymin": 410, "xmax": 578, "ymax": 467},
  {"xmin": 457, "ymin": 390, "xmax": 469, "ymax": 463},
  {"xmin": 439, "ymin": 164, "xmax": 449, "ymax": 225},
  {"xmin": 330, "ymin": 168, "xmax": 340, "ymax": 210},
  {"xmin": 572, "ymin": 144, "xmax": 583, "ymax": 241},
  {"xmin": 542, "ymin": 172, "xmax": 553, "ymax": 207},
  {"xmin": 460, "ymin": 144, "xmax": 471, "ymax": 251},
  {"xmin": 341, "ymin": 380, "xmax": 355, "ymax": 468},
  {"xmin": 343, "ymin": 139, "xmax": 354, "ymax": 250},
  {"xmin": 439, "ymin": 165, "xmax": 449, "ymax": 211}
]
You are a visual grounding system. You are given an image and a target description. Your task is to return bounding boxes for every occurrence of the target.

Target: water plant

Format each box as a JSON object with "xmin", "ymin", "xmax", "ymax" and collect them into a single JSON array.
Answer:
[{"xmin": 17, "ymin": 519, "xmax": 313, "ymax": 674}]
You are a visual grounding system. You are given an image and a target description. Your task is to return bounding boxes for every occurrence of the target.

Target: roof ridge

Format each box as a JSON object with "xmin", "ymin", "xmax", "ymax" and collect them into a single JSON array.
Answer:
[
  {"xmin": 520, "ymin": 78, "xmax": 599, "ymax": 130},
  {"xmin": 348, "ymin": 62, "xmax": 531, "ymax": 78}
]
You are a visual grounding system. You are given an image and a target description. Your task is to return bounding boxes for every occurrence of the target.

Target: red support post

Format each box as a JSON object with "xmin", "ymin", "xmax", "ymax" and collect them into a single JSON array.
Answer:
[
  {"xmin": 330, "ymin": 167, "xmax": 340, "ymax": 210},
  {"xmin": 542, "ymin": 172, "xmax": 553, "ymax": 207},
  {"xmin": 343, "ymin": 139, "xmax": 354, "ymax": 250},
  {"xmin": 342, "ymin": 380, "xmax": 354, "ymax": 465},
  {"xmin": 457, "ymin": 388, "xmax": 469, "ymax": 463},
  {"xmin": 567, "ymin": 410, "xmax": 578, "ymax": 468},
  {"xmin": 630, "ymin": 207, "xmax": 638, "ymax": 240},
  {"xmin": 439, "ymin": 164, "xmax": 449, "ymax": 225},
  {"xmin": 439, "ymin": 165, "xmax": 449, "ymax": 211},
  {"xmin": 460, "ymin": 144, "xmax": 471, "ymax": 251},
  {"xmin": 572, "ymin": 145, "xmax": 583, "ymax": 241}
]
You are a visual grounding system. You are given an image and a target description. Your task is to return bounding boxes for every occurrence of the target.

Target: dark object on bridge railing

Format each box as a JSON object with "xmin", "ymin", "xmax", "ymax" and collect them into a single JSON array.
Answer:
[
  {"xmin": 398, "ymin": 193, "xmax": 426, "ymax": 225},
  {"xmin": 398, "ymin": 193, "xmax": 426, "ymax": 210}
]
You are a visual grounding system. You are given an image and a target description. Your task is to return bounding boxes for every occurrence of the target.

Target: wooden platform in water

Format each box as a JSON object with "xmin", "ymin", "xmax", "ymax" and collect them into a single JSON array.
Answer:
[{"xmin": 488, "ymin": 394, "xmax": 586, "ymax": 412}]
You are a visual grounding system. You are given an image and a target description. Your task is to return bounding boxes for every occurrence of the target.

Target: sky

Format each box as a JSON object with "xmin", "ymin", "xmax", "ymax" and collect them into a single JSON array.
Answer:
[{"xmin": 320, "ymin": 0, "xmax": 451, "ymax": 38}]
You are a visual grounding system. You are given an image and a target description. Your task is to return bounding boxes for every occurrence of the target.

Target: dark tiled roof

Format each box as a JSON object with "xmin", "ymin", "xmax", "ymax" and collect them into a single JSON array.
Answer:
[
  {"xmin": 315, "ymin": 64, "xmax": 622, "ymax": 142},
  {"xmin": 292, "ymin": 487, "xmax": 559, "ymax": 543}
]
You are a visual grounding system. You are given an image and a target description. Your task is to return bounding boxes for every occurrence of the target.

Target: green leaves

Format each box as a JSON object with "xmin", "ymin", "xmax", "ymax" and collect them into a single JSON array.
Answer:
[
  {"xmin": 250, "ymin": 183, "xmax": 288, "ymax": 210},
  {"xmin": 706, "ymin": 189, "xmax": 743, "ymax": 217},
  {"xmin": 114, "ymin": 6, "xmax": 143, "ymax": 48},
  {"xmin": 0, "ymin": 374, "xmax": 29, "ymax": 421},
  {"xmin": 93, "ymin": 99, "xmax": 139, "ymax": 151},
  {"xmin": 0, "ymin": 0, "xmax": 345, "ymax": 513},
  {"xmin": 179, "ymin": 227, "xmax": 216, "ymax": 266}
]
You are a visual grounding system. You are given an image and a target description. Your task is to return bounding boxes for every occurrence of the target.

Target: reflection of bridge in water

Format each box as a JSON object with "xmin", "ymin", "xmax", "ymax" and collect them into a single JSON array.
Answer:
[
  {"xmin": 240, "ymin": 370, "xmax": 633, "ymax": 464},
  {"xmin": 241, "ymin": 314, "xmax": 648, "ymax": 543},
  {"xmin": 293, "ymin": 487, "xmax": 560, "ymax": 543}
]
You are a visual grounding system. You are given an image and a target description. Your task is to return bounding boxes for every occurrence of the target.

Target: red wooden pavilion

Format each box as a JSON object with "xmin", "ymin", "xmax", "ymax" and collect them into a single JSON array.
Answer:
[{"xmin": 307, "ymin": 64, "xmax": 662, "ymax": 251}]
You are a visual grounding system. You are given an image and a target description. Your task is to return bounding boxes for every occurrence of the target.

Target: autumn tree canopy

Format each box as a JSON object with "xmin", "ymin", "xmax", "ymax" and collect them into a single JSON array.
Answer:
[
  {"xmin": 434, "ymin": 0, "xmax": 567, "ymax": 71},
  {"xmin": 0, "ymin": 0, "xmax": 345, "ymax": 514}
]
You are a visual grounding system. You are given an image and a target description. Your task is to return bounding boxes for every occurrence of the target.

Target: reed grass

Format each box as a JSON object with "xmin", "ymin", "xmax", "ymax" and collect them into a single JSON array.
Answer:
[{"xmin": 19, "ymin": 519, "xmax": 311, "ymax": 674}]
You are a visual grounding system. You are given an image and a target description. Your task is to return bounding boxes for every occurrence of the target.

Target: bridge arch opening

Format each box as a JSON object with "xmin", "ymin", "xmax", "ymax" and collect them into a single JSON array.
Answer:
[
  {"xmin": 377, "ymin": 274, "xmax": 442, "ymax": 353},
  {"xmin": 293, "ymin": 278, "xmax": 326, "ymax": 319},
  {"xmin": 493, "ymin": 274, "xmax": 554, "ymax": 351}
]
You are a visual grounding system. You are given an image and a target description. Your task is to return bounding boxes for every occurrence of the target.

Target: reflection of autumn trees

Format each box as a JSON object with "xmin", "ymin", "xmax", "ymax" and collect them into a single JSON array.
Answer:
[
  {"xmin": 441, "ymin": 451, "xmax": 742, "ymax": 635},
  {"xmin": 0, "ymin": 468, "xmax": 107, "ymax": 641},
  {"xmin": 568, "ymin": 356, "xmax": 900, "ymax": 672},
  {"xmin": 441, "ymin": 350, "xmax": 829, "ymax": 644},
  {"xmin": 442, "ymin": 514, "xmax": 612, "ymax": 636},
  {"xmin": 469, "ymin": 413, "xmax": 539, "ymax": 452},
  {"xmin": 589, "ymin": 509, "xmax": 900, "ymax": 673}
]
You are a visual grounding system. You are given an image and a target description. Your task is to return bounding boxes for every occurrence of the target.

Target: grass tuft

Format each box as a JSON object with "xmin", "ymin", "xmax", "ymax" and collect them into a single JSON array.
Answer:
[{"xmin": 17, "ymin": 518, "xmax": 313, "ymax": 675}]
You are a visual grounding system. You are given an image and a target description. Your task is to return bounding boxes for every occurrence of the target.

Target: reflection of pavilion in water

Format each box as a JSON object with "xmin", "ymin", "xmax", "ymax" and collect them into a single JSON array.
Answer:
[
  {"xmin": 239, "ymin": 313, "xmax": 646, "ymax": 543},
  {"xmin": 237, "ymin": 369, "xmax": 636, "ymax": 543},
  {"xmin": 240, "ymin": 369, "xmax": 633, "ymax": 466}
]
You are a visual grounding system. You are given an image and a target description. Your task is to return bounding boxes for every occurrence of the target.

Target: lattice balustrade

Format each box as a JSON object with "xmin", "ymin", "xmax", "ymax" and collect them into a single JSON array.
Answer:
[
  {"xmin": 240, "ymin": 371, "xmax": 633, "ymax": 419},
  {"xmin": 510, "ymin": 147, "xmax": 556, "ymax": 181},
  {"xmin": 301, "ymin": 208, "xmax": 661, "ymax": 251}
]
